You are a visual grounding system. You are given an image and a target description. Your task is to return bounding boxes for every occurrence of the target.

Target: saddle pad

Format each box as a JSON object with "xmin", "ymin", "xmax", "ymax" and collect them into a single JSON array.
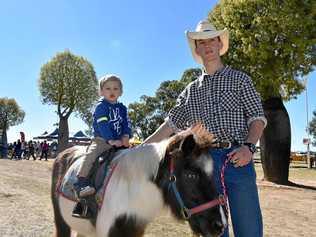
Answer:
[{"xmin": 58, "ymin": 156, "xmax": 117, "ymax": 209}]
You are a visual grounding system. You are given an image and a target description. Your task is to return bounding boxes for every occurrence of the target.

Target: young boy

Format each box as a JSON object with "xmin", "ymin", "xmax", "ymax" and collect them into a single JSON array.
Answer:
[{"xmin": 74, "ymin": 74, "xmax": 132, "ymax": 198}]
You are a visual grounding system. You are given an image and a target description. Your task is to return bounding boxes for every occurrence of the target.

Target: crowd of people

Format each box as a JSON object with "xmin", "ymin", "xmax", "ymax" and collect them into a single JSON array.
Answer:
[{"xmin": 7, "ymin": 140, "xmax": 58, "ymax": 161}]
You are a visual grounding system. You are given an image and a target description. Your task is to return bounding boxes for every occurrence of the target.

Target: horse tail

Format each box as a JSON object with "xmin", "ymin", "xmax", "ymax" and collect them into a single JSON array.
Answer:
[{"xmin": 51, "ymin": 147, "xmax": 78, "ymax": 237}]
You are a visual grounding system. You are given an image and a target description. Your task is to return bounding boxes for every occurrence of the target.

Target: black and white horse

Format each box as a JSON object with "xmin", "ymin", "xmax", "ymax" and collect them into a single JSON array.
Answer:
[{"xmin": 51, "ymin": 126, "xmax": 227, "ymax": 237}]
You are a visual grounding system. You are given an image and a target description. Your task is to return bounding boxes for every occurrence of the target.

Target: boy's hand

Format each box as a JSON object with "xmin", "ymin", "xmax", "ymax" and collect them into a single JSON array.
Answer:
[
  {"xmin": 108, "ymin": 140, "xmax": 122, "ymax": 147},
  {"xmin": 121, "ymin": 135, "xmax": 130, "ymax": 148}
]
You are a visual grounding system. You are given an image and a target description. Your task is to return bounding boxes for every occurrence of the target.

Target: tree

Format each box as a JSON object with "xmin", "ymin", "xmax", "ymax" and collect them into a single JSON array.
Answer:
[
  {"xmin": 129, "ymin": 69, "xmax": 201, "ymax": 140},
  {"xmin": 209, "ymin": 0, "xmax": 315, "ymax": 183},
  {"xmin": 0, "ymin": 97, "xmax": 25, "ymax": 157},
  {"xmin": 308, "ymin": 110, "xmax": 316, "ymax": 146},
  {"xmin": 39, "ymin": 50, "xmax": 98, "ymax": 152}
]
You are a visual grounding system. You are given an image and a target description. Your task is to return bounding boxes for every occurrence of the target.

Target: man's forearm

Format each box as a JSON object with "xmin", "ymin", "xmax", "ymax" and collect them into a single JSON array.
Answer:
[
  {"xmin": 245, "ymin": 120, "xmax": 265, "ymax": 144},
  {"xmin": 144, "ymin": 121, "xmax": 174, "ymax": 144}
]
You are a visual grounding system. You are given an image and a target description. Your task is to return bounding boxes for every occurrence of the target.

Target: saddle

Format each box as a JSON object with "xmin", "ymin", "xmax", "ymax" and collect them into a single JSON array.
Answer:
[
  {"xmin": 59, "ymin": 147, "xmax": 123, "ymax": 222},
  {"xmin": 90, "ymin": 147, "xmax": 118, "ymax": 190}
]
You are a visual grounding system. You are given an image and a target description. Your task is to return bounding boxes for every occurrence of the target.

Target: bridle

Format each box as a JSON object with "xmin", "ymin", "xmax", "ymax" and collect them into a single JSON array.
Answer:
[{"xmin": 167, "ymin": 152, "xmax": 227, "ymax": 220}]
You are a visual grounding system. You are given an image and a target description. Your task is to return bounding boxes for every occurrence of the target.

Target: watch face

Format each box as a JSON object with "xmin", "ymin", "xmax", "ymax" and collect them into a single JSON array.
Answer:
[
  {"xmin": 250, "ymin": 144, "xmax": 256, "ymax": 153},
  {"xmin": 244, "ymin": 143, "xmax": 256, "ymax": 153}
]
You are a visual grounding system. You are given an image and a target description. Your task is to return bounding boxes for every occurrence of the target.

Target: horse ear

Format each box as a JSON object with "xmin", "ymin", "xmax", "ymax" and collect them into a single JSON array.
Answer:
[{"xmin": 180, "ymin": 134, "xmax": 196, "ymax": 155}]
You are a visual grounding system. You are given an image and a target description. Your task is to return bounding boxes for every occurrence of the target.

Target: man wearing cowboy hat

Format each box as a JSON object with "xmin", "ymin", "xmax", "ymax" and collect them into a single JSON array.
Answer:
[{"xmin": 145, "ymin": 19, "xmax": 266, "ymax": 236}]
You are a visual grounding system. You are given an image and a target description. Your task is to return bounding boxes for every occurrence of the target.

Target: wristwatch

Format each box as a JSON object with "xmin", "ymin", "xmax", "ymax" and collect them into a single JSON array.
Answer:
[{"xmin": 243, "ymin": 142, "xmax": 256, "ymax": 154}]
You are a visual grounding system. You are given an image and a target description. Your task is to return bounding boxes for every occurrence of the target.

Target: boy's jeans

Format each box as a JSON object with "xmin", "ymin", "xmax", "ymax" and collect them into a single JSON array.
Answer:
[
  {"xmin": 77, "ymin": 137, "xmax": 112, "ymax": 177},
  {"xmin": 209, "ymin": 147, "xmax": 263, "ymax": 237}
]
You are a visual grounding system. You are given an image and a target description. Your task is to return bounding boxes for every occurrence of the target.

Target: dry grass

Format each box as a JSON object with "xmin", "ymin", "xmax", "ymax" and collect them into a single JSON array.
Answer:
[{"xmin": 0, "ymin": 158, "xmax": 315, "ymax": 237}]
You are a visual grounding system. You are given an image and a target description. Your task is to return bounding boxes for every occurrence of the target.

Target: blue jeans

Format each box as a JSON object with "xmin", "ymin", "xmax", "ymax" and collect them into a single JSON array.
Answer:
[{"xmin": 209, "ymin": 147, "xmax": 263, "ymax": 237}]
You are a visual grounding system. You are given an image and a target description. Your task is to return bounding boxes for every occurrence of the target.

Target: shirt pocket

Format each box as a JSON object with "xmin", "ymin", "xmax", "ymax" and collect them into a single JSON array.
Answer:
[{"xmin": 220, "ymin": 90, "xmax": 240, "ymax": 111}]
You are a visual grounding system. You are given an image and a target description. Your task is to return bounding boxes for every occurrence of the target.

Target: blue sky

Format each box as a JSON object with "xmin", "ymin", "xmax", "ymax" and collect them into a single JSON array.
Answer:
[{"xmin": 1, "ymin": 0, "xmax": 315, "ymax": 151}]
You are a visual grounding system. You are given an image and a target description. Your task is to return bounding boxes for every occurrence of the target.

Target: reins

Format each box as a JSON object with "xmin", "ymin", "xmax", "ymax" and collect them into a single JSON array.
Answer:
[
  {"xmin": 212, "ymin": 140, "xmax": 231, "ymax": 216},
  {"xmin": 220, "ymin": 155, "xmax": 230, "ymax": 216}
]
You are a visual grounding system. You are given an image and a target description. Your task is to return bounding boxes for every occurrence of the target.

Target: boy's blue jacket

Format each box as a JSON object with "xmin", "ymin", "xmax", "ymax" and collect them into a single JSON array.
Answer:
[{"xmin": 93, "ymin": 98, "xmax": 132, "ymax": 140}]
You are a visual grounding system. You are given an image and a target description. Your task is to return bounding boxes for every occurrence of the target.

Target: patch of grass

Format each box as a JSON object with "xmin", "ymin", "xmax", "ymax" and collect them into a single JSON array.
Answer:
[{"xmin": 255, "ymin": 162, "xmax": 316, "ymax": 181}]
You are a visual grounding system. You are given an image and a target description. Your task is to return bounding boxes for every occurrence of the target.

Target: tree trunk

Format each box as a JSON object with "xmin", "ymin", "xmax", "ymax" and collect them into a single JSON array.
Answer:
[
  {"xmin": 260, "ymin": 97, "xmax": 291, "ymax": 184},
  {"xmin": 57, "ymin": 116, "xmax": 69, "ymax": 153},
  {"xmin": 0, "ymin": 127, "xmax": 8, "ymax": 158},
  {"xmin": 3, "ymin": 129, "xmax": 8, "ymax": 158}
]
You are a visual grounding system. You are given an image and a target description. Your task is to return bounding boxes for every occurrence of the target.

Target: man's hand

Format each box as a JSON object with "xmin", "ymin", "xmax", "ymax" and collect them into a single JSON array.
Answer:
[
  {"xmin": 190, "ymin": 122, "xmax": 215, "ymax": 147},
  {"xmin": 227, "ymin": 145, "xmax": 253, "ymax": 168}
]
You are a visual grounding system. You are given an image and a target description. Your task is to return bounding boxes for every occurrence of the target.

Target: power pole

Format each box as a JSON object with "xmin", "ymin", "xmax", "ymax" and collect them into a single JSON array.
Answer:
[{"xmin": 305, "ymin": 77, "xmax": 312, "ymax": 168}]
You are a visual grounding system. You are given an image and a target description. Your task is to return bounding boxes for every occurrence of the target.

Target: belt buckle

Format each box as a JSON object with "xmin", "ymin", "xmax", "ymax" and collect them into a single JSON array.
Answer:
[
  {"xmin": 221, "ymin": 141, "xmax": 231, "ymax": 149},
  {"xmin": 211, "ymin": 140, "xmax": 232, "ymax": 149}
]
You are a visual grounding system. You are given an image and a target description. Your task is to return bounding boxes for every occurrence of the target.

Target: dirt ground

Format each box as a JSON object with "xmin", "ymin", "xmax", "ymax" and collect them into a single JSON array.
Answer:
[{"xmin": 0, "ymin": 158, "xmax": 315, "ymax": 237}]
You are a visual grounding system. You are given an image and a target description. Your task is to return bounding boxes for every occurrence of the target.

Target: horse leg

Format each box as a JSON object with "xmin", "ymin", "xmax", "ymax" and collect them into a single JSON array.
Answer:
[
  {"xmin": 51, "ymin": 155, "xmax": 71, "ymax": 237},
  {"xmin": 108, "ymin": 214, "xmax": 146, "ymax": 237}
]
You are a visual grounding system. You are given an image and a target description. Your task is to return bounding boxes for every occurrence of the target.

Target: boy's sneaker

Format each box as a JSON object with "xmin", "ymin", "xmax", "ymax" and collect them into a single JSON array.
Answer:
[{"xmin": 74, "ymin": 177, "xmax": 96, "ymax": 197}]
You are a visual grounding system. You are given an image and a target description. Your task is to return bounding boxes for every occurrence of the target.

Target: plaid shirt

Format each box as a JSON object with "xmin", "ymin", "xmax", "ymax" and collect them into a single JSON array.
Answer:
[{"xmin": 167, "ymin": 66, "xmax": 266, "ymax": 144}]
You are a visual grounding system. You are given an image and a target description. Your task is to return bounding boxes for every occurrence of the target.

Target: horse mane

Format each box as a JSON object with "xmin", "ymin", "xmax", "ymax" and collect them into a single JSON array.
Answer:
[{"xmin": 166, "ymin": 125, "xmax": 216, "ymax": 152}]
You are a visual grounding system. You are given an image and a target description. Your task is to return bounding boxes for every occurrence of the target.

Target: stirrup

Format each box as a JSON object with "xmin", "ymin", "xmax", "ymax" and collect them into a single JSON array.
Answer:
[{"xmin": 72, "ymin": 200, "xmax": 92, "ymax": 219}]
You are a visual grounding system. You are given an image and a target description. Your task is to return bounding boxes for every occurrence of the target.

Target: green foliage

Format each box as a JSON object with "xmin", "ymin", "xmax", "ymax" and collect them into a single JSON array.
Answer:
[
  {"xmin": 308, "ymin": 110, "xmax": 316, "ymax": 146},
  {"xmin": 209, "ymin": 0, "xmax": 315, "ymax": 101},
  {"xmin": 129, "ymin": 69, "xmax": 202, "ymax": 139},
  {"xmin": 39, "ymin": 50, "xmax": 98, "ymax": 122},
  {"xmin": 0, "ymin": 97, "xmax": 25, "ymax": 130}
]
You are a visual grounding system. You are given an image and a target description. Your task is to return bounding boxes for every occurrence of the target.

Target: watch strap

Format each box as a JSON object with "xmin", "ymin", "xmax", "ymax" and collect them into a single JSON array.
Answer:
[{"xmin": 243, "ymin": 142, "xmax": 256, "ymax": 154}]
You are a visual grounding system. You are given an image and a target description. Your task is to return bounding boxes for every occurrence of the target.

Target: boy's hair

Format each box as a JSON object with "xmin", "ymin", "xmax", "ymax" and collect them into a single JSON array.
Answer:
[{"xmin": 99, "ymin": 74, "xmax": 123, "ymax": 93}]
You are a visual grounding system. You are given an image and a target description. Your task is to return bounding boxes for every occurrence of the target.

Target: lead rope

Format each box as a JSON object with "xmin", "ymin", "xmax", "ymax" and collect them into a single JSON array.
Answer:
[{"xmin": 220, "ymin": 156, "xmax": 230, "ymax": 217}]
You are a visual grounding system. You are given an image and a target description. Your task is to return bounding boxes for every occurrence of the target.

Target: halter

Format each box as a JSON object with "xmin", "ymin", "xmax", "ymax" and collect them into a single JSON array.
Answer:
[{"xmin": 168, "ymin": 154, "xmax": 226, "ymax": 220}]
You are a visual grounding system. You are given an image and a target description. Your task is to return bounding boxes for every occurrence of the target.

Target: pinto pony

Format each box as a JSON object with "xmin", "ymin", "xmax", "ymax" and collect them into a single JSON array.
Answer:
[{"xmin": 51, "ymin": 125, "xmax": 227, "ymax": 237}]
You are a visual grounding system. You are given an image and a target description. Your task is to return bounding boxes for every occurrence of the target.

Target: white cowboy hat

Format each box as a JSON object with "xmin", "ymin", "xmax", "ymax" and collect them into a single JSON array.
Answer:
[{"xmin": 185, "ymin": 19, "xmax": 229, "ymax": 64}]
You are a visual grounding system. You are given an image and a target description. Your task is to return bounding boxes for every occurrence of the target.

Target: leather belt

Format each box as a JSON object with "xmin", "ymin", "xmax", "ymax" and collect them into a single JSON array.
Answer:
[{"xmin": 211, "ymin": 140, "xmax": 239, "ymax": 149}]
